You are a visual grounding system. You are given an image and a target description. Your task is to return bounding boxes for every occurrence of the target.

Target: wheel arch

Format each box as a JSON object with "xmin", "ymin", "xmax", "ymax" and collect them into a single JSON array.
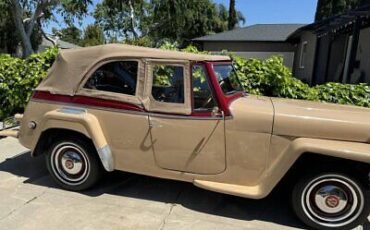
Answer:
[
  {"xmin": 283, "ymin": 152, "xmax": 370, "ymax": 188},
  {"xmin": 32, "ymin": 108, "xmax": 114, "ymax": 172}
]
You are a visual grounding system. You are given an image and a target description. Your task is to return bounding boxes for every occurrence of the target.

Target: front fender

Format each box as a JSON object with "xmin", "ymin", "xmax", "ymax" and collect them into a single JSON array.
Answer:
[
  {"xmin": 40, "ymin": 107, "xmax": 114, "ymax": 172},
  {"xmin": 260, "ymin": 138, "xmax": 370, "ymax": 198}
]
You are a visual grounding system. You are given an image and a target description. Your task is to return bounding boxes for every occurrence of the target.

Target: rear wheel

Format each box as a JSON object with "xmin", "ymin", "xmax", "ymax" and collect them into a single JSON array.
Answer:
[
  {"xmin": 46, "ymin": 137, "xmax": 103, "ymax": 191},
  {"xmin": 292, "ymin": 172, "xmax": 369, "ymax": 230}
]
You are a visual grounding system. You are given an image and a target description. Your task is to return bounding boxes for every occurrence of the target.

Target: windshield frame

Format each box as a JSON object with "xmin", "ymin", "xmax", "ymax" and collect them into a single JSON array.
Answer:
[{"xmin": 211, "ymin": 62, "xmax": 244, "ymax": 96}]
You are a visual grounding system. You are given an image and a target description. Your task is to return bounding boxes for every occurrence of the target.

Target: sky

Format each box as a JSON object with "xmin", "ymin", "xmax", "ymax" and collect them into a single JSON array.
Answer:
[
  {"xmin": 215, "ymin": 0, "xmax": 317, "ymax": 25},
  {"xmin": 45, "ymin": 0, "xmax": 318, "ymax": 33}
]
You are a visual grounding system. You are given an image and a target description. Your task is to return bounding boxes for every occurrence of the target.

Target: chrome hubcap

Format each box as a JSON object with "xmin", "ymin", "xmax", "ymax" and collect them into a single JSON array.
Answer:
[
  {"xmin": 302, "ymin": 174, "xmax": 364, "ymax": 228},
  {"xmin": 61, "ymin": 151, "xmax": 83, "ymax": 174},
  {"xmin": 50, "ymin": 142, "xmax": 90, "ymax": 186},
  {"xmin": 314, "ymin": 185, "xmax": 348, "ymax": 214}
]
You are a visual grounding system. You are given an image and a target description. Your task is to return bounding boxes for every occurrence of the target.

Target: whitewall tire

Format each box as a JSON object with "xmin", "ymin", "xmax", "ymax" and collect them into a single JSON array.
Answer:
[
  {"xmin": 292, "ymin": 172, "xmax": 369, "ymax": 230},
  {"xmin": 46, "ymin": 137, "xmax": 102, "ymax": 191}
]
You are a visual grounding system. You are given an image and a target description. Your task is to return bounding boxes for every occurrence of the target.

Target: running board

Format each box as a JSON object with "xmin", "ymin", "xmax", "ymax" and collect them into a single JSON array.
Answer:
[{"xmin": 193, "ymin": 179, "xmax": 266, "ymax": 199}]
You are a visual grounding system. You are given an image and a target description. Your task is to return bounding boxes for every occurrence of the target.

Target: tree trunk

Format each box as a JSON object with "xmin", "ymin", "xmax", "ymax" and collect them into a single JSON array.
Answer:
[{"xmin": 10, "ymin": 0, "xmax": 34, "ymax": 57}]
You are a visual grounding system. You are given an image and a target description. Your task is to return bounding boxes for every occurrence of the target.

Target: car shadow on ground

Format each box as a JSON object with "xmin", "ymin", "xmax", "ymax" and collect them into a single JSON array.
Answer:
[{"xmin": 1, "ymin": 151, "xmax": 369, "ymax": 229}]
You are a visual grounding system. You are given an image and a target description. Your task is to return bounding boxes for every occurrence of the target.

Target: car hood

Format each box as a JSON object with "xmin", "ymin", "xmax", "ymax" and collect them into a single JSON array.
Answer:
[{"xmin": 271, "ymin": 98, "xmax": 370, "ymax": 143}]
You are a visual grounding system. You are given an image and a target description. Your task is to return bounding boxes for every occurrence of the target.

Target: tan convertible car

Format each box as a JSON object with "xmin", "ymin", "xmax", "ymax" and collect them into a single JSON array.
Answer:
[{"xmin": 0, "ymin": 44, "xmax": 369, "ymax": 229}]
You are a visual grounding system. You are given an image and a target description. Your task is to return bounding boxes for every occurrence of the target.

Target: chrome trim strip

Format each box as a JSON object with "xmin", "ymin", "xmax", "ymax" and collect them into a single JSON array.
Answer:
[
  {"xmin": 97, "ymin": 145, "xmax": 114, "ymax": 172},
  {"xmin": 57, "ymin": 107, "xmax": 87, "ymax": 115},
  {"xmin": 31, "ymin": 98, "xmax": 233, "ymax": 121},
  {"xmin": 149, "ymin": 113, "xmax": 223, "ymax": 120}
]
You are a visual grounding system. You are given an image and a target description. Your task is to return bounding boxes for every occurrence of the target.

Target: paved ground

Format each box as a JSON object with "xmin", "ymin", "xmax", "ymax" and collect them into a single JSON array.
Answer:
[{"xmin": 0, "ymin": 137, "xmax": 368, "ymax": 230}]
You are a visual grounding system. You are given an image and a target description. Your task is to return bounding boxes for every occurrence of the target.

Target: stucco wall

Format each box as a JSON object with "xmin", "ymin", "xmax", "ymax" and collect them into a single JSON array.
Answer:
[
  {"xmin": 292, "ymin": 31, "xmax": 317, "ymax": 85},
  {"xmin": 201, "ymin": 41, "xmax": 296, "ymax": 68}
]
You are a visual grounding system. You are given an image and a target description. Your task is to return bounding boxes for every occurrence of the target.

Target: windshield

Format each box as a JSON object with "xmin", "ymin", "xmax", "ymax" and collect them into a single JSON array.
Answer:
[{"xmin": 213, "ymin": 64, "xmax": 243, "ymax": 95}]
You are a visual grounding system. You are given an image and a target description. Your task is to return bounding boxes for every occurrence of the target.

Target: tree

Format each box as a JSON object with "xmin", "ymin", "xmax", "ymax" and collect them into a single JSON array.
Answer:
[
  {"xmin": 94, "ymin": 0, "xmax": 152, "ymax": 41},
  {"xmin": 0, "ymin": 2, "xmax": 42, "ymax": 55},
  {"xmin": 148, "ymin": 0, "xmax": 245, "ymax": 46},
  {"xmin": 228, "ymin": 0, "xmax": 238, "ymax": 30},
  {"xmin": 7, "ymin": 0, "xmax": 92, "ymax": 57},
  {"xmin": 94, "ymin": 0, "xmax": 245, "ymax": 47},
  {"xmin": 80, "ymin": 24, "xmax": 105, "ymax": 47},
  {"xmin": 315, "ymin": 0, "xmax": 370, "ymax": 21}
]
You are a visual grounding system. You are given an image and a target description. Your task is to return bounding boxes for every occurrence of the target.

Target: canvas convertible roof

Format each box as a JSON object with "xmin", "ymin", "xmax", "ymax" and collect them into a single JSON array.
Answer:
[{"xmin": 37, "ymin": 44, "xmax": 230, "ymax": 96}]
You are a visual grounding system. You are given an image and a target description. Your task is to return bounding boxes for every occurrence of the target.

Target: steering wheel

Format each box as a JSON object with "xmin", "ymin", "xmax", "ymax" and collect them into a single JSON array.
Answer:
[
  {"xmin": 202, "ymin": 94, "xmax": 214, "ymax": 108},
  {"xmin": 200, "ymin": 80, "xmax": 225, "ymax": 108}
]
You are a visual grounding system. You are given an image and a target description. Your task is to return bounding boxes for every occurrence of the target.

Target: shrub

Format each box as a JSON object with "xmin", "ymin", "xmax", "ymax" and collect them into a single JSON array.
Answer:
[
  {"xmin": 0, "ymin": 44, "xmax": 369, "ymax": 120},
  {"xmin": 0, "ymin": 47, "xmax": 58, "ymax": 119}
]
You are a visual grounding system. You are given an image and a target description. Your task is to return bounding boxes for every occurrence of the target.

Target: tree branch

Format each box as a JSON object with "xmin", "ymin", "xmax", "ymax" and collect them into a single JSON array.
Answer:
[
  {"xmin": 128, "ymin": 0, "xmax": 138, "ymax": 39},
  {"xmin": 26, "ymin": 0, "xmax": 60, "ymax": 37}
]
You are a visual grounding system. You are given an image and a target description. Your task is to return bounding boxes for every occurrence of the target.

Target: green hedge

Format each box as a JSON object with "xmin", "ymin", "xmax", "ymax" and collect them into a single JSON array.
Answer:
[
  {"xmin": 0, "ymin": 45, "xmax": 369, "ymax": 120},
  {"xmin": 0, "ymin": 48, "xmax": 58, "ymax": 119},
  {"xmin": 232, "ymin": 55, "xmax": 370, "ymax": 107}
]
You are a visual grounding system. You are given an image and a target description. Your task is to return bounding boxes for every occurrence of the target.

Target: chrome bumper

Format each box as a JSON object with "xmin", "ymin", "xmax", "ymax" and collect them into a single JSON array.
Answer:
[{"xmin": 0, "ymin": 114, "xmax": 22, "ymax": 139}]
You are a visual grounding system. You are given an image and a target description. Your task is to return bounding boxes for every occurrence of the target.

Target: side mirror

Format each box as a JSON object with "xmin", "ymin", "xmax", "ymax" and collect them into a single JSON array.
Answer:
[{"xmin": 211, "ymin": 107, "xmax": 224, "ymax": 118}]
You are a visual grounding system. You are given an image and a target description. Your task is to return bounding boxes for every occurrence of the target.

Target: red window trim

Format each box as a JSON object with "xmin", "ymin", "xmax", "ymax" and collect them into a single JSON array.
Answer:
[{"xmin": 205, "ymin": 62, "xmax": 243, "ymax": 117}]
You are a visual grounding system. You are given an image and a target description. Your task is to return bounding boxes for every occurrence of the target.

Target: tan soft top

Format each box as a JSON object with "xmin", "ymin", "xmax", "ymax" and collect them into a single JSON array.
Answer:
[{"xmin": 37, "ymin": 44, "xmax": 230, "ymax": 96}]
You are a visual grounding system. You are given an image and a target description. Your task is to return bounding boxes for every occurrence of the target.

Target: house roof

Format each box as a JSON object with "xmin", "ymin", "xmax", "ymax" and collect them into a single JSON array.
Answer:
[
  {"xmin": 288, "ymin": 4, "xmax": 370, "ymax": 40},
  {"xmin": 193, "ymin": 24, "xmax": 306, "ymax": 42},
  {"xmin": 41, "ymin": 37, "xmax": 80, "ymax": 49}
]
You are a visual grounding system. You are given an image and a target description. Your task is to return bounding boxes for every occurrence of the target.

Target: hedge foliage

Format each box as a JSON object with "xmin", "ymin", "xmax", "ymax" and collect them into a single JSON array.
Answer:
[
  {"xmin": 0, "ymin": 45, "xmax": 369, "ymax": 119},
  {"xmin": 0, "ymin": 48, "xmax": 58, "ymax": 119},
  {"xmin": 232, "ymin": 55, "xmax": 370, "ymax": 107}
]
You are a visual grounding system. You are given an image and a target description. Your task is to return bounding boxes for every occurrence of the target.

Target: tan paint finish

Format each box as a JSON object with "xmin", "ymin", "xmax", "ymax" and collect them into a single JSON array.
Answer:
[
  {"xmin": 9, "ymin": 45, "xmax": 370, "ymax": 200},
  {"xmin": 149, "ymin": 115, "xmax": 226, "ymax": 174},
  {"xmin": 16, "ymin": 95, "xmax": 370, "ymax": 199},
  {"xmin": 272, "ymin": 97, "xmax": 370, "ymax": 143}
]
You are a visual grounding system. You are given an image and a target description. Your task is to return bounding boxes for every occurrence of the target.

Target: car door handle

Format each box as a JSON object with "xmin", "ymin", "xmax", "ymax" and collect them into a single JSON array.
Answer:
[{"xmin": 149, "ymin": 118, "xmax": 162, "ymax": 128}]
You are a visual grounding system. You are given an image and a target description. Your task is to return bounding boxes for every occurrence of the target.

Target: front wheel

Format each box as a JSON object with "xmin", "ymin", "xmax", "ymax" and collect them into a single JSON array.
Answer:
[
  {"xmin": 46, "ymin": 137, "xmax": 103, "ymax": 191},
  {"xmin": 292, "ymin": 172, "xmax": 369, "ymax": 230}
]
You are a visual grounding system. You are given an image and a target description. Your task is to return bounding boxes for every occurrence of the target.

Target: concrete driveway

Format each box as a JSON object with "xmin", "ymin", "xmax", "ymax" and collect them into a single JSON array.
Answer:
[{"xmin": 0, "ymin": 137, "xmax": 368, "ymax": 230}]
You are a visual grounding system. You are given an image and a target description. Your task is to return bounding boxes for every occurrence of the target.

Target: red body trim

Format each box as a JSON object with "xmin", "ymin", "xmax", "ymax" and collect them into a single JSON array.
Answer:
[
  {"xmin": 32, "ymin": 91, "xmax": 145, "ymax": 112},
  {"xmin": 33, "ymin": 91, "xmax": 217, "ymax": 118}
]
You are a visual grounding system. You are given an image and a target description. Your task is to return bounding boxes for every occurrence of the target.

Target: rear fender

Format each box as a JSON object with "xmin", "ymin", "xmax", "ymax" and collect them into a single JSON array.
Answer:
[{"xmin": 40, "ymin": 107, "xmax": 114, "ymax": 172}]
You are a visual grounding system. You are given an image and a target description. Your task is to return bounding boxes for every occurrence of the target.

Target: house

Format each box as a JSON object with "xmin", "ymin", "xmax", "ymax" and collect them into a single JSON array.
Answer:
[
  {"xmin": 193, "ymin": 24, "xmax": 306, "ymax": 68},
  {"xmin": 38, "ymin": 36, "xmax": 80, "ymax": 52},
  {"xmin": 12, "ymin": 35, "xmax": 80, "ymax": 57},
  {"xmin": 288, "ymin": 5, "xmax": 370, "ymax": 85}
]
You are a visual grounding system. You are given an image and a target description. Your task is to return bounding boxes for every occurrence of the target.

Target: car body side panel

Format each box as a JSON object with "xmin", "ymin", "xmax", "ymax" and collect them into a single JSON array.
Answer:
[
  {"xmin": 195, "ymin": 136, "xmax": 370, "ymax": 199},
  {"xmin": 18, "ymin": 96, "xmax": 370, "ymax": 200},
  {"xmin": 149, "ymin": 115, "xmax": 226, "ymax": 175},
  {"xmin": 272, "ymin": 98, "xmax": 370, "ymax": 143},
  {"xmin": 19, "ymin": 100, "xmax": 152, "ymax": 173},
  {"xmin": 194, "ymin": 95, "xmax": 274, "ymax": 185}
]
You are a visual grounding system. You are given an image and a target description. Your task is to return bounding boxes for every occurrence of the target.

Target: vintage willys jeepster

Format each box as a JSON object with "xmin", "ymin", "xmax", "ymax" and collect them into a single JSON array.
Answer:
[{"xmin": 1, "ymin": 44, "xmax": 369, "ymax": 230}]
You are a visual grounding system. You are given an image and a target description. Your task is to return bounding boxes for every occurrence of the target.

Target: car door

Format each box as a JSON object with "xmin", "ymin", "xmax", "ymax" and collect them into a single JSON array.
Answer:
[{"xmin": 144, "ymin": 60, "xmax": 226, "ymax": 175}]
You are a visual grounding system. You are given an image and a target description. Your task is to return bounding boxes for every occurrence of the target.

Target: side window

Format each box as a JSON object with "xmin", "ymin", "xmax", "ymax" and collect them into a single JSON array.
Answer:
[
  {"xmin": 152, "ymin": 65, "xmax": 184, "ymax": 104},
  {"xmin": 192, "ymin": 65, "xmax": 216, "ymax": 110},
  {"xmin": 84, "ymin": 61, "xmax": 138, "ymax": 96}
]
